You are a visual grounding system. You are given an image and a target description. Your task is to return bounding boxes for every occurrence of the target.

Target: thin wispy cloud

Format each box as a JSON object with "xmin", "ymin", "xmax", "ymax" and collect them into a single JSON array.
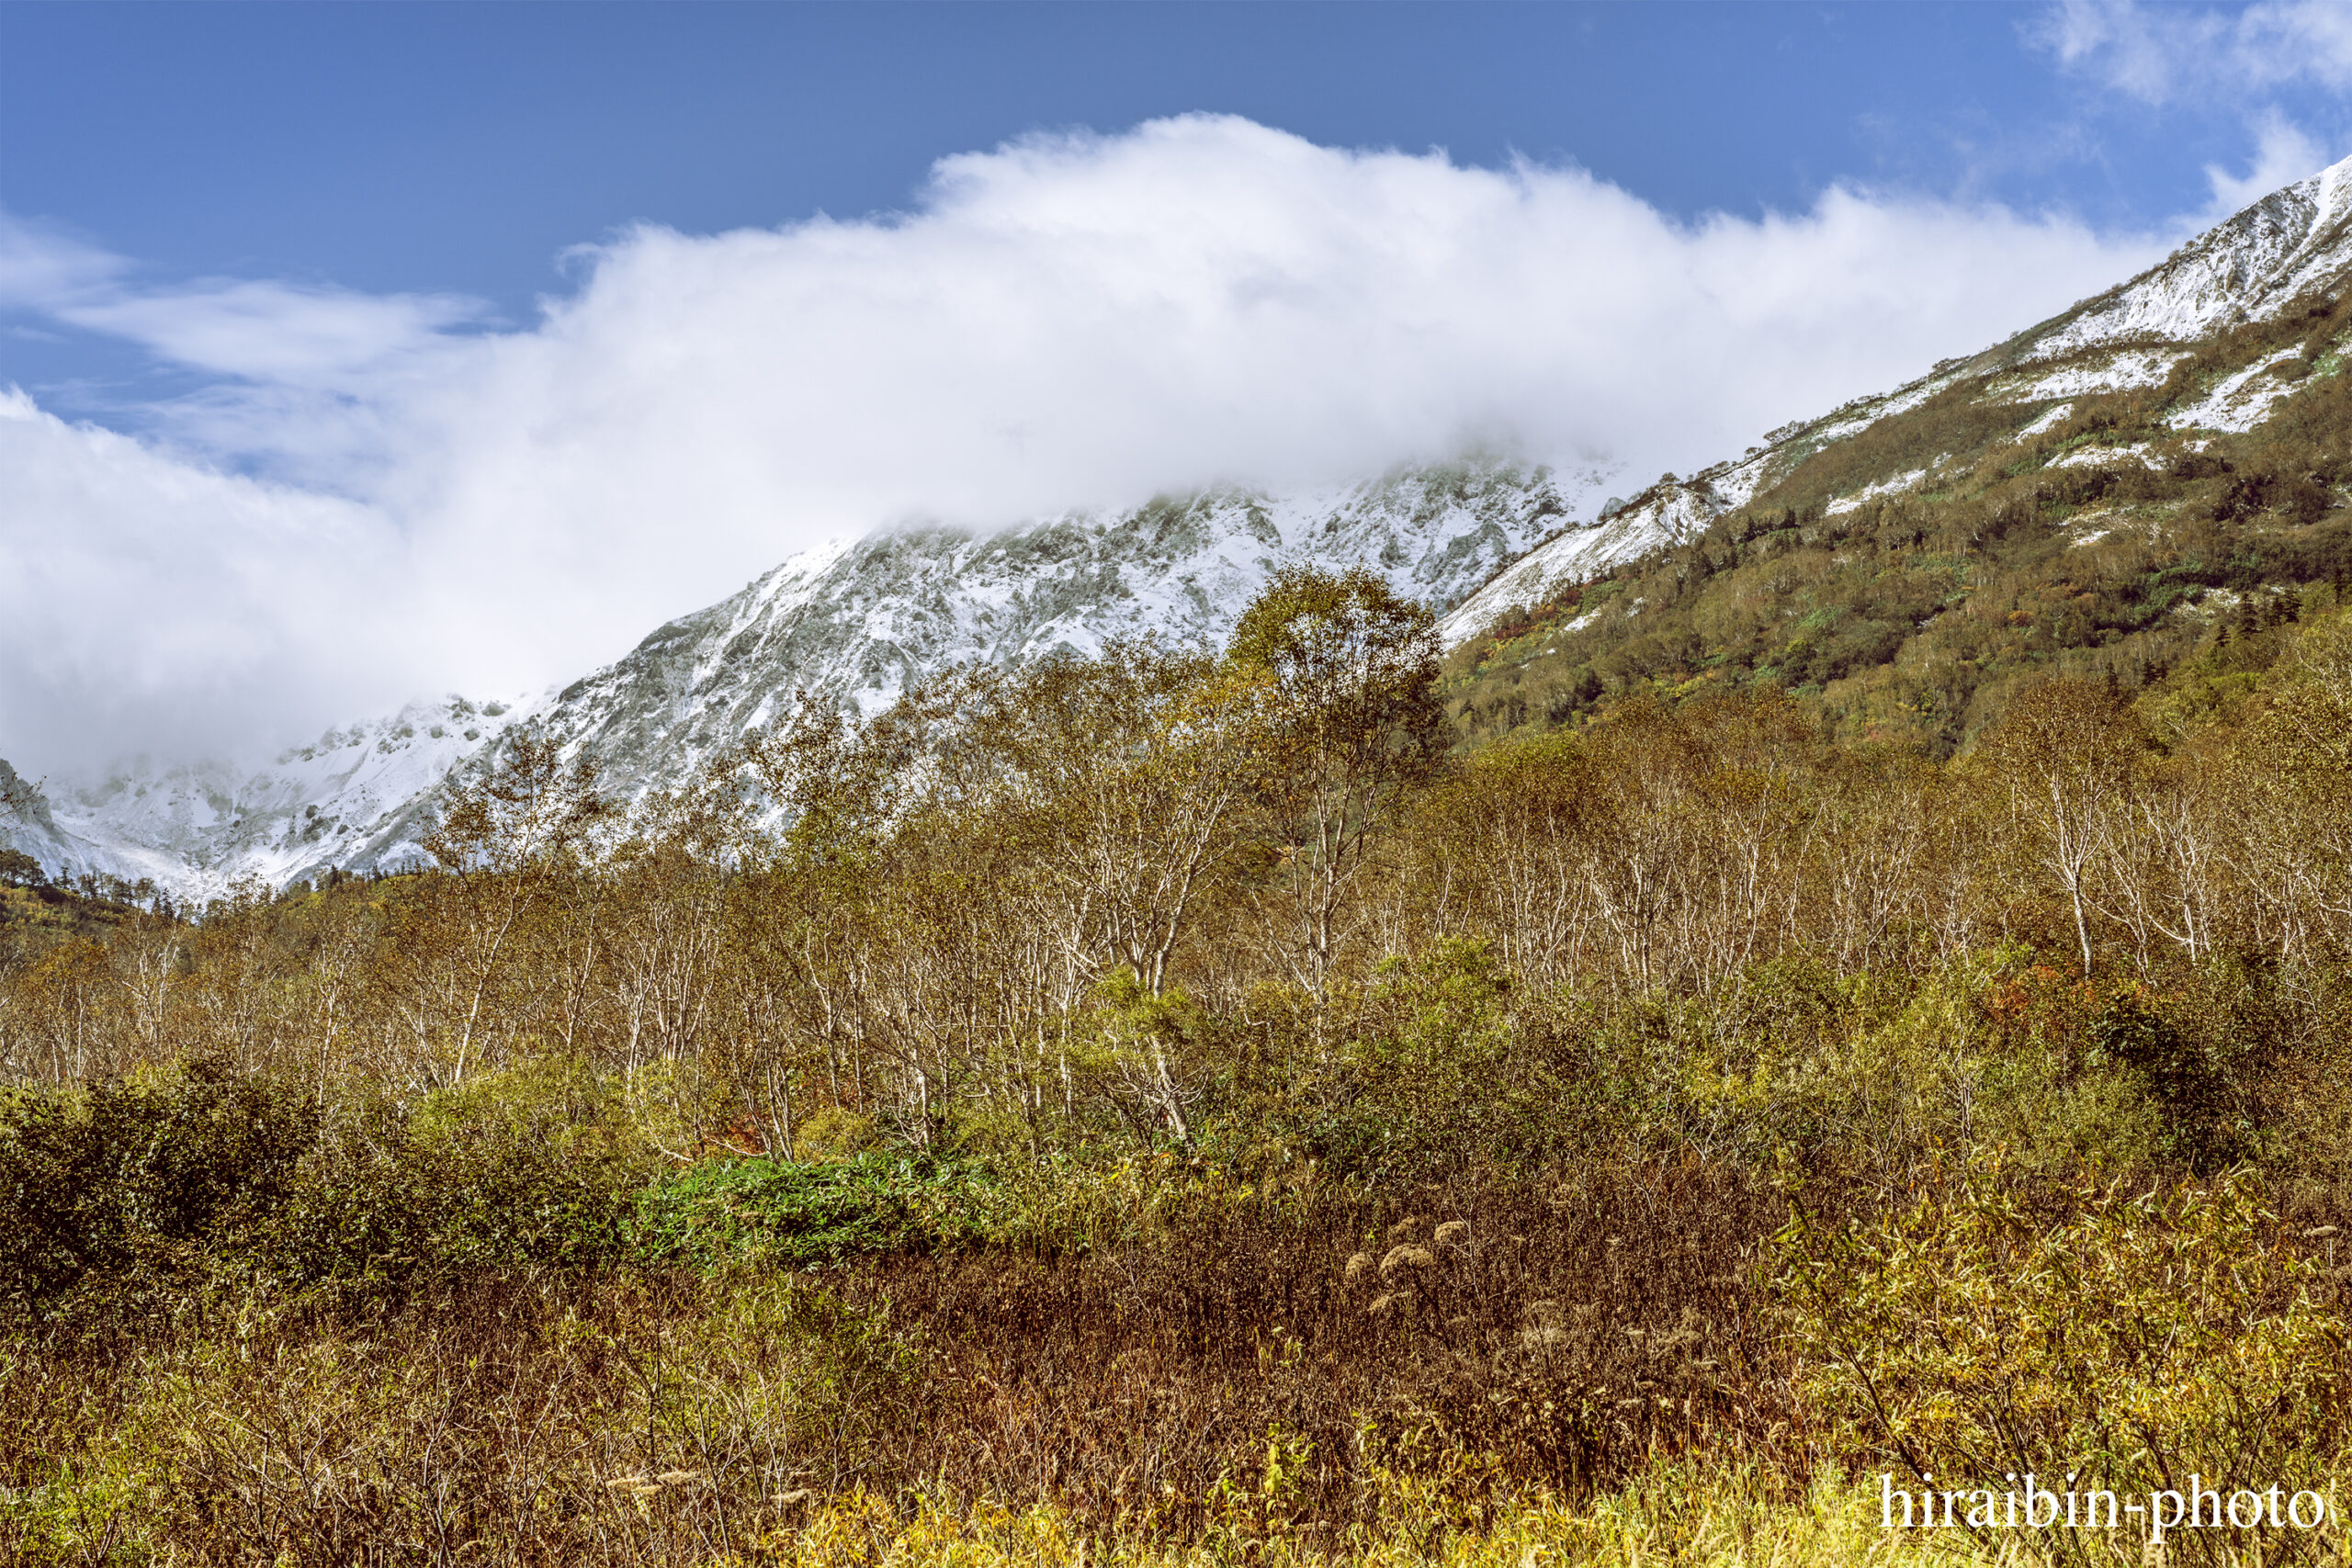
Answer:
[
  {"xmin": 62, "ymin": 282, "xmax": 485, "ymax": 390},
  {"xmin": 0, "ymin": 212, "xmax": 485, "ymax": 382},
  {"xmin": 2028, "ymin": 2, "xmax": 2347, "ymax": 236},
  {"xmin": 2201, "ymin": 114, "xmax": 2335, "ymax": 220},
  {"xmin": 2036, "ymin": 0, "xmax": 2352, "ymax": 101},
  {"xmin": 0, "ymin": 215, "xmax": 127, "ymax": 312},
  {"xmin": 4, "ymin": 115, "xmax": 2173, "ymax": 777}
]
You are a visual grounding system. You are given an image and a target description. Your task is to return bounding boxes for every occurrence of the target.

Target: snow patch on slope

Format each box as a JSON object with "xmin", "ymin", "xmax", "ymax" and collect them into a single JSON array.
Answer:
[
  {"xmin": 2018, "ymin": 401, "xmax": 2075, "ymax": 437},
  {"xmin": 2168, "ymin": 353, "xmax": 2314, "ymax": 434},
  {"xmin": 1438, "ymin": 457, "xmax": 1752, "ymax": 647},
  {"xmin": 2000, "ymin": 349, "xmax": 2188, "ymax": 402},
  {"xmin": 1809, "ymin": 372, "xmax": 1962, "ymax": 446},
  {"xmin": 2047, "ymin": 443, "xmax": 2155, "ymax": 469},
  {"xmin": 526, "ymin": 461, "xmax": 1617, "ymax": 808},
  {"xmin": 0, "ymin": 759, "xmax": 160, "ymax": 887},
  {"xmin": 2034, "ymin": 153, "xmax": 2352, "ymax": 355},
  {"xmin": 1826, "ymin": 468, "xmax": 1929, "ymax": 516}
]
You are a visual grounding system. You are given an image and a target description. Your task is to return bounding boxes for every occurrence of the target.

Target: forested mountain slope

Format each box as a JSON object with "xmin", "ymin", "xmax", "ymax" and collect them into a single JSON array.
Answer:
[
  {"xmin": 16, "ymin": 156, "xmax": 2352, "ymax": 1568},
  {"xmin": 1442, "ymin": 152, "xmax": 2352, "ymax": 753}
]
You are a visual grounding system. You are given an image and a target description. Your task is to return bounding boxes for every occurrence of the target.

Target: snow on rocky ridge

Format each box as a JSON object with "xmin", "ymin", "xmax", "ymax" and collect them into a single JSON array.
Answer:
[
  {"xmin": 2039, "ymin": 156, "xmax": 2352, "ymax": 357},
  {"xmin": 1433, "ymin": 456, "xmax": 1766, "ymax": 646},
  {"xmin": 43, "ymin": 460, "xmax": 1614, "ymax": 895},
  {"xmin": 527, "ymin": 465, "xmax": 1615, "ymax": 797},
  {"xmin": 33, "ymin": 697, "xmax": 535, "ymax": 902},
  {"xmin": 0, "ymin": 760, "xmax": 163, "ymax": 890}
]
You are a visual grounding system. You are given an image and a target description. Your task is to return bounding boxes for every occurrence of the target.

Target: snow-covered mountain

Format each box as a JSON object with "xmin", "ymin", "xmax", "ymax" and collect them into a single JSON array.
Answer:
[
  {"xmin": 528, "ymin": 466, "xmax": 1606, "ymax": 791},
  {"xmin": 39, "ymin": 697, "xmax": 536, "ymax": 898},
  {"xmin": 24, "ymin": 152, "xmax": 2352, "ymax": 898},
  {"xmin": 34, "ymin": 460, "xmax": 1616, "ymax": 897},
  {"xmin": 1436, "ymin": 152, "xmax": 2352, "ymax": 646},
  {"xmin": 0, "ymin": 759, "xmax": 158, "ymax": 888}
]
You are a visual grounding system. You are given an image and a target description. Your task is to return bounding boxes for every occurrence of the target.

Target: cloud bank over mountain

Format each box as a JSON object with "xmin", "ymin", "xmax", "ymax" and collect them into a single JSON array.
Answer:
[{"xmin": 3, "ymin": 114, "xmax": 2193, "ymax": 775}]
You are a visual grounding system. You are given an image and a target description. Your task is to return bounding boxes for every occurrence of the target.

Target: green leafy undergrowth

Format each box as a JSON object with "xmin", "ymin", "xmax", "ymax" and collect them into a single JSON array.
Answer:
[{"xmin": 633, "ymin": 1153, "xmax": 1001, "ymax": 1269}]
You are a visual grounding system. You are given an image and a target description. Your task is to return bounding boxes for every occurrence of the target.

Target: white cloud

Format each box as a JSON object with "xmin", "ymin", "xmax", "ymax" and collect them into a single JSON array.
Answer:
[
  {"xmin": 2036, "ymin": 0, "xmax": 2352, "ymax": 101},
  {"xmin": 61, "ymin": 280, "xmax": 485, "ymax": 389},
  {"xmin": 2029, "ymin": 3, "xmax": 2347, "ymax": 234},
  {"xmin": 2029, "ymin": 5, "xmax": 2347, "ymax": 237},
  {"xmin": 0, "ymin": 389, "xmax": 423, "ymax": 773},
  {"xmin": 0, "ymin": 214, "xmax": 125, "ymax": 308},
  {"xmin": 2201, "ymin": 113, "xmax": 2334, "ymax": 220},
  {"xmin": 1, "ymin": 212, "xmax": 483, "ymax": 389},
  {"xmin": 4, "ymin": 114, "xmax": 2174, "ymax": 777}
]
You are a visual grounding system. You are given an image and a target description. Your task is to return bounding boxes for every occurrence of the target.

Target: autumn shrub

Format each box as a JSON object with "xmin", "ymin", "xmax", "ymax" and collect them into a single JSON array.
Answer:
[
  {"xmin": 826, "ymin": 1147, "xmax": 1790, "ymax": 1539},
  {"xmin": 249, "ymin": 1059, "xmax": 652, "ymax": 1291},
  {"xmin": 2086, "ymin": 984, "xmax": 2255, "ymax": 1168},
  {"xmin": 1779, "ymin": 1151, "xmax": 2349, "ymax": 1565},
  {"xmin": 1283, "ymin": 940, "xmax": 1594, "ymax": 1183},
  {"xmin": 1614, "ymin": 954, "xmax": 1895, "ymax": 1165},
  {"xmin": 0, "ymin": 1144, "xmax": 1807, "ymax": 1564},
  {"xmin": 0, "ymin": 1269, "xmax": 927, "ymax": 1566},
  {"xmin": 1568, "ymin": 950, "xmax": 2162, "ymax": 1186},
  {"xmin": 0, "ymin": 1059, "xmax": 316, "ymax": 1319},
  {"xmin": 0, "ymin": 1055, "xmax": 662, "ymax": 1320}
]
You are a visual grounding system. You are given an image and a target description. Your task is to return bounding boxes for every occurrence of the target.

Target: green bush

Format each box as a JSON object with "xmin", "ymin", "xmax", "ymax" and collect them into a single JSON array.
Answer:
[
  {"xmin": 1286, "ymin": 940, "xmax": 1591, "ymax": 1181},
  {"xmin": 0, "ymin": 1061, "xmax": 316, "ymax": 1315},
  {"xmin": 632, "ymin": 1152, "xmax": 999, "ymax": 1269},
  {"xmin": 2087, "ymin": 986, "xmax": 2251, "ymax": 1168},
  {"xmin": 0, "ymin": 1058, "xmax": 657, "ymax": 1312},
  {"xmin": 259, "ymin": 1061, "xmax": 650, "ymax": 1287}
]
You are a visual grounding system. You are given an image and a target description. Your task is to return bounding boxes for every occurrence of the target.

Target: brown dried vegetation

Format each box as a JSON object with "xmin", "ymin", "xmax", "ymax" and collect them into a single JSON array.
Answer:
[{"xmin": 9, "ymin": 562, "xmax": 2352, "ymax": 1559}]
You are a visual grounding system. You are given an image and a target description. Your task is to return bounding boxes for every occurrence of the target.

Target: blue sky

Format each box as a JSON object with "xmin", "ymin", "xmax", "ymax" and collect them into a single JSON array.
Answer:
[
  {"xmin": 6, "ymin": 1, "xmax": 2348, "ymax": 406},
  {"xmin": 4, "ymin": 0, "xmax": 2351, "ymax": 772}
]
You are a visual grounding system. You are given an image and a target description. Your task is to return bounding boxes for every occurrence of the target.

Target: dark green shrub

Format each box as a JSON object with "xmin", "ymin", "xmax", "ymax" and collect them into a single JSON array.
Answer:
[
  {"xmin": 0, "ymin": 1056, "xmax": 654, "ymax": 1306},
  {"xmin": 0, "ymin": 1061, "xmax": 316, "ymax": 1315},
  {"xmin": 2089, "ymin": 986, "xmax": 2250, "ymax": 1169},
  {"xmin": 260, "ymin": 1066, "xmax": 649, "ymax": 1288},
  {"xmin": 1286, "ymin": 941, "xmax": 1590, "ymax": 1182}
]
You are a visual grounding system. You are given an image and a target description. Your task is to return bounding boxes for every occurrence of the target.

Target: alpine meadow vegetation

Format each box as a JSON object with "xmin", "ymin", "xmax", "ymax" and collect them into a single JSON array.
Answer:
[{"xmin": 12, "ymin": 541, "xmax": 2352, "ymax": 1565}]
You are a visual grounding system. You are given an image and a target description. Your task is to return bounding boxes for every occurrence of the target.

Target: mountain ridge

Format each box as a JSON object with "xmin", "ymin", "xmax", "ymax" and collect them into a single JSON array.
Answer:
[
  {"xmin": 1437, "ymin": 153, "xmax": 2352, "ymax": 752},
  {"xmin": 1434, "ymin": 153, "xmax": 2352, "ymax": 651},
  {"xmin": 33, "ymin": 459, "xmax": 1618, "ymax": 897},
  {"xmin": 23, "ymin": 152, "xmax": 2352, "ymax": 897}
]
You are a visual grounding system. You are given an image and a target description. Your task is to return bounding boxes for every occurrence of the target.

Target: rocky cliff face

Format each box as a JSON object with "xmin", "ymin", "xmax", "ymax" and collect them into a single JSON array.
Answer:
[
  {"xmin": 0, "ymin": 761, "xmax": 120, "ymax": 885},
  {"xmin": 36, "ymin": 698, "xmax": 534, "ymax": 898},
  {"xmin": 526, "ymin": 463, "xmax": 1611, "ymax": 797},
  {"xmin": 2037, "ymin": 156, "xmax": 2352, "ymax": 357}
]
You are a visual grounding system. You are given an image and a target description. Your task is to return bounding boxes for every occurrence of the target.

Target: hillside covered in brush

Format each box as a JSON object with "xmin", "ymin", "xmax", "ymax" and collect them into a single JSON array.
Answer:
[
  {"xmin": 16, "ymin": 161, "xmax": 2352, "ymax": 1555},
  {"xmin": 1445, "ymin": 160, "xmax": 2352, "ymax": 752},
  {"xmin": 8, "ymin": 545, "xmax": 2352, "ymax": 1561}
]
